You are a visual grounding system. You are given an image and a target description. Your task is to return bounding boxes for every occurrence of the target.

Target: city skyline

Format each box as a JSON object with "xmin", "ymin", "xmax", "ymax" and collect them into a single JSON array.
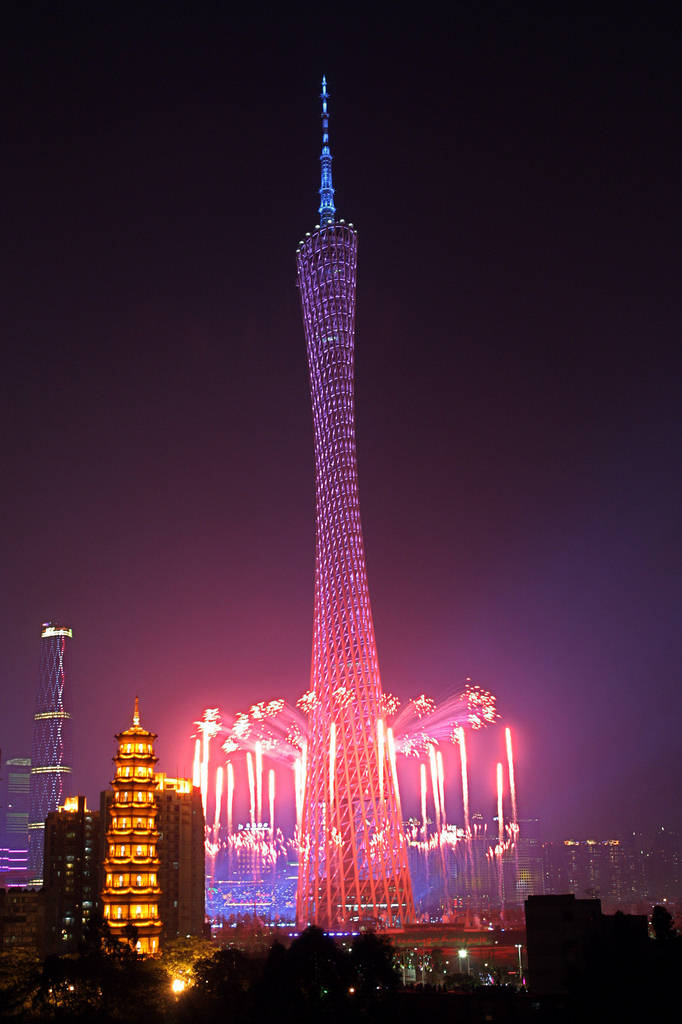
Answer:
[{"xmin": 1, "ymin": 7, "xmax": 680, "ymax": 843}]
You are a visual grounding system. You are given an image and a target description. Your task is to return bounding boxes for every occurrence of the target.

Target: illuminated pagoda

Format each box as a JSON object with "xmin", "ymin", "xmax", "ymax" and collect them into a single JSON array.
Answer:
[
  {"xmin": 295, "ymin": 79, "xmax": 415, "ymax": 929},
  {"xmin": 28, "ymin": 622, "xmax": 73, "ymax": 886},
  {"xmin": 101, "ymin": 699, "xmax": 162, "ymax": 954}
]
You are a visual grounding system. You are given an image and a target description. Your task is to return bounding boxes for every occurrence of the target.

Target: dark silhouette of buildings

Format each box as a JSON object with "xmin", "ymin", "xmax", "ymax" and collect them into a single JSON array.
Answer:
[
  {"xmin": 0, "ymin": 888, "xmax": 45, "ymax": 953},
  {"xmin": 525, "ymin": 893, "xmax": 647, "ymax": 997}
]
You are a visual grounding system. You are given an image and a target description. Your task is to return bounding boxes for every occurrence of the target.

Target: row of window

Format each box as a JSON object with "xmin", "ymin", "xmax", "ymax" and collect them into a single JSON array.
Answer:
[
  {"xmin": 112, "ymin": 817, "xmax": 155, "ymax": 830},
  {"xmin": 105, "ymin": 872, "xmax": 157, "ymax": 888},
  {"xmin": 103, "ymin": 903, "xmax": 159, "ymax": 920},
  {"xmin": 120, "ymin": 743, "xmax": 154, "ymax": 755},
  {"xmin": 108, "ymin": 844, "xmax": 156, "ymax": 858},
  {"xmin": 115, "ymin": 791, "xmax": 155, "ymax": 803}
]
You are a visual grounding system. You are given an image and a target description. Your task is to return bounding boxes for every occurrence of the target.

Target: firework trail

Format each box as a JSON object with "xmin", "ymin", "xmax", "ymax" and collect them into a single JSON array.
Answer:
[
  {"xmin": 428, "ymin": 745, "xmax": 441, "ymax": 833},
  {"xmin": 420, "ymin": 763, "xmax": 428, "ymax": 839},
  {"xmin": 269, "ymin": 769, "xmax": 275, "ymax": 837},
  {"xmin": 505, "ymin": 727, "xmax": 518, "ymax": 827},
  {"xmin": 386, "ymin": 727, "xmax": 403, "ymax": 821},
  {"xmin": 192, "ymin": 739, "xmax": 201, "ymax": 788},
  {"xmin": 214, "ymin": 766, "xmax": 223, "ymax": 832},
  {"xmin": 436, "ymin": 749, "xmax": 446, "ymax": 827},
  {"xmin": 226, "ymin": 761, "xmax": 234, "ymax": 835},
  {"xmin": 456, "ymin": 726, "xmax": 471, "ymax": 837},
  {"xmin": 246, "ymin": 752, "xmax": 255, "ymax": 828},
  {"xmin": 255, "ymin": 741, "xmax": 263, "ymax": 823}
]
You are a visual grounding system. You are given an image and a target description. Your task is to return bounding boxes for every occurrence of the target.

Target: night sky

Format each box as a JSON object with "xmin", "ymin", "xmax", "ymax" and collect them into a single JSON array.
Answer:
[{"xmin": 2, "ymin": 5, "xmax": 680, "ymax": 839}]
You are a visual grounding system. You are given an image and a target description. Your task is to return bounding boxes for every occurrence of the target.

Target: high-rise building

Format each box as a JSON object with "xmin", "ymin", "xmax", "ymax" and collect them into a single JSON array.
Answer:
[
  {"xmin": 155, "ymin": 774, "xmax": 205, "ymax": 939},
  {"xmin": 28, "ymin": 622, "xmax": 73, "ymax": 885},
  {"xmin": 102, "ymin": 774, "xmax": 205, "ymax": 941},
  {"xmin": 0, "ymin": 755, "xmax": 31, "ymax": 887},
  {"xmin": 512, "ymin": 818, "xmax": 545, "ymax": 906},
  {"xmin": 101, "ymin": 700, "xmax": 162, "ymax": 954},
  {"xmin": 43, "ymin": 795, "xmax": 101, "ymax": 954},
  {"xmin": 295, "ymin": 79, "xmax": 414, "ymax": 929}
]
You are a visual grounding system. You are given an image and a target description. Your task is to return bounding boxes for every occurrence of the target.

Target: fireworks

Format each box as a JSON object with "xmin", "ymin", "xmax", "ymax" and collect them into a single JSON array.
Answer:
[
  {"xmin": 505, "ymin": 726, "xmax": 518, "ymax": 827},
  {"xmin": 296, "ymin": 690, "xmax": 318, "ymax": 715},
  {"xmin": 192, "ymin": 678, "xmax": 517, "ymax": 921},
  {"xmin": 381, "ymin": 692, "xmax": 401, "ymax": 718}
]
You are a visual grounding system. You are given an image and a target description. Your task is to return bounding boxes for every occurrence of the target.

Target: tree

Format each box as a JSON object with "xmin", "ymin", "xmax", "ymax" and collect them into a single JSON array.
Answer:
[
  {"xmin": 350, "ymin": 932, "xmax": 400, "ymax": 996},
  {"xmin": 279, "ymin": 926, "xmax": 350, "ymax": 1010},
  {"xmin": 651, "ymin": 905, "xmax": 676, "ymax": 941}
]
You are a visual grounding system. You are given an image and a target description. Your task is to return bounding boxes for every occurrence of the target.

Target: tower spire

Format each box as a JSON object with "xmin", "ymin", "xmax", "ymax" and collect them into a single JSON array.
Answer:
[
  {"xmin": 133, "ymin": 695, "xmax": 140, "ymax": 727},
  {"xmin": 318, "ymin": 76, "xmax": 335, "ymax": 226}
]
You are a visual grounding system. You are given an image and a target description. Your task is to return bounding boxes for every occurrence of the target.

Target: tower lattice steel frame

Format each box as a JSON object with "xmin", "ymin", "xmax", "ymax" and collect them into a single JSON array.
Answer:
[
  {"xmin": 28, "ymin": 622, "xmax": 73, "ymax": 885},
  {"xmin": 295, "ymin": 79, "xmax": 414, "ymax": 929}
]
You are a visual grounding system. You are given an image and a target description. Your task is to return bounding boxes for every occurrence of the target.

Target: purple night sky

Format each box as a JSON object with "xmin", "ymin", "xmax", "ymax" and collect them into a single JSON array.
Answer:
[{"xmin": 1, "ymin": 6, "xmax": 680, "ymax": 839}]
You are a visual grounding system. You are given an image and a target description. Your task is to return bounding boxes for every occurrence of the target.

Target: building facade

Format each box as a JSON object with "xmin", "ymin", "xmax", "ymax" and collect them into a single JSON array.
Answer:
[
  {"xmin": 100, "ymin": 700, "xmax": 162, "ymax": 954},
  {"xmin": 43, "ymin": 795, "xmax": 100, "ymax": 954},
  {"xmin": 295, "ymin": 79, "xmax": 414, "ymax": 929},
  {"xmin": 28, "ymin": 622, "xmax": 73, "ymax": 885},
  {"xmin": 0, "ymin": 755, "xmax": 31, "ymax": 887},
  {"xmin": 155, "ymin": 774, "xmax": 205, "ymax": 939},
  {"xmin": 0, "ymin": 888, "xmax": 45, "ymax": 953}
]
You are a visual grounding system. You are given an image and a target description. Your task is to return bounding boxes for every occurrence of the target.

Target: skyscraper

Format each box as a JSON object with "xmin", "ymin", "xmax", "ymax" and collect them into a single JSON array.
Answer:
[
  {"xmin": 28, "ymin": 622, "xmax": 73, "ymax": 886},
  {"xmin": 295, "ymin": 79, "xmax": 414, "ymax": 929},
  {"xmin": 43, "ymin": 795, "xmax": 100, "ymax": 954},
  {"xmin": 0, "ymin": 755, "xmax": 31, "ymax": 887}
]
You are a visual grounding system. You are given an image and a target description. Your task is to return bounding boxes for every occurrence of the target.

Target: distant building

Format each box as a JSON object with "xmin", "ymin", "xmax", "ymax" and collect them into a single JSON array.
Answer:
[
  {"xmin": 543, "ymin": 838, "xmax": 631, "ymax": 909},
  {"xmin": 0, "ymin": 755, "xmax": 31, "ymax": 887},
  {"xmin": 28, "ymin": 622, "xmax": 73, "ymax": 885},
  {"xmin": 513, "ymin": 818, "xmax": 545, "ymax": 905},
  {"xmin": 43, "ymin": 795, "xmax": 101, "ymax": 954},
  {"xmin": 100, "ymin": 699, "xmax": 162, "ymax": 954},
  {"xmin": 155, "ymin": 774, "xmax": 205, "ymax": 938},
  {"xmin": 0, "ymin": 888, "xmax": 45, "ymax": 953}
]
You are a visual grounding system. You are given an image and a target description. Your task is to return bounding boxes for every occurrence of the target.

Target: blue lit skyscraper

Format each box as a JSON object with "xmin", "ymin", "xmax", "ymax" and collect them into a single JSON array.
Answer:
[
  {"xmin": 28, "ymin": 622, "xmax": 73, "ymax": 886},
  {"xmin": 0, "ymin": 754, "xmax": 31, "ymax": 887}
]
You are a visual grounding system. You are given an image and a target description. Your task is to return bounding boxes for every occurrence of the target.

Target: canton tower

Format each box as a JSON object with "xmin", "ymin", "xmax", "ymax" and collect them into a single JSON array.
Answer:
[
  {"xmin": 296, "ymin": 79, "xmax": 414, "ymax": 929},
  {"xmin": 28, "ymin": 622, "xmax": 73, "ymax": 885}
]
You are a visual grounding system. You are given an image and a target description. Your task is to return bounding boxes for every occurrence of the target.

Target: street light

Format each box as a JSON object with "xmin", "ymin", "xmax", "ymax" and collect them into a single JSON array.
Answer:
[
  {"xmin": 515, "ymin": 944, "xmax": 523, "ymax": 986},
  {"xmin": 458, "ymin": 948, "xmax": 469, "ymax": 975}
]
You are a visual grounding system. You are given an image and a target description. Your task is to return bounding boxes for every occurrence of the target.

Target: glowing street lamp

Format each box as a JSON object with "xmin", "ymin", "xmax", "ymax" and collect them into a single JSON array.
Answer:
[
  {"xmin": 458, "ymin": 948, "xmax": 470, "ymax": 974},
  {"xmin": 515, "ymin": 943, "xmax": 523, "ymax": 985}
]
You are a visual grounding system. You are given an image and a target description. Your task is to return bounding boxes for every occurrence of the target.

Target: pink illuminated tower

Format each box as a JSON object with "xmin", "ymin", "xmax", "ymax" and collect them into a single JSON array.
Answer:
[{"xmin": 295, "ymin": 79, "xmax": 414, "ymax": 929}]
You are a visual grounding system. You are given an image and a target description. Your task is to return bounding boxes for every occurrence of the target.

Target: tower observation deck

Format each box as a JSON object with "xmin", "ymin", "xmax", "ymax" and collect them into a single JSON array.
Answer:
[{"xmin": 295, "ymin": 79, "xmax": 414, "ymax": 930}]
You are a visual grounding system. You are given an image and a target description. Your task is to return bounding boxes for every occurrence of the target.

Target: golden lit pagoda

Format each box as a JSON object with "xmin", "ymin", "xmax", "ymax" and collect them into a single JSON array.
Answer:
[{"xmin": 101, "ymin": 698, "xmax": 162, "ymax": 954}]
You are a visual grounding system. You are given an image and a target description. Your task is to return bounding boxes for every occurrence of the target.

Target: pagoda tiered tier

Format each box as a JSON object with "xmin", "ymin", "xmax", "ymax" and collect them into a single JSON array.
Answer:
[{"xmin": 101, "ymin": 698, "xmax": 162, "ymax": 954}]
